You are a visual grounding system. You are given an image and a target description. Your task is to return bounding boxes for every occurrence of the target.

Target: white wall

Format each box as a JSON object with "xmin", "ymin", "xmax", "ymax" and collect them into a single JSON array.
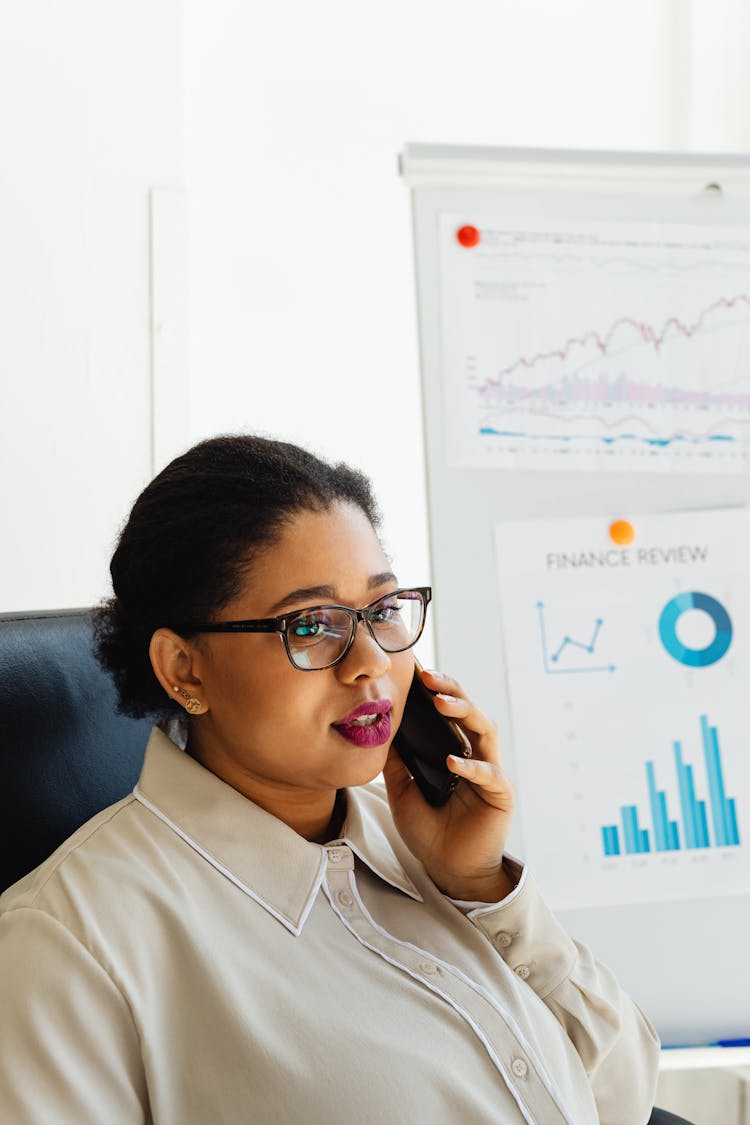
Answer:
[
  {"xmin": 687, "ymin": 0, "xmax": 750, "ymax": 151},
  {"xmin": 3, "ymin": 0, "xmax": 750, "ymax": 615},
  {"xmin": 182, "ymin": 0, "xmax": 678, "ymax": 656},
  {"xmin": 0, "ymin": 1, "xmax": 184, "ymax": 610}
]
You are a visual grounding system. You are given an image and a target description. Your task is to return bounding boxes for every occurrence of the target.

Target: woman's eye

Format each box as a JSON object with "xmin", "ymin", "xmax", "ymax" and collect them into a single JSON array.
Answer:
[
  {"xmin": 292, "ymin": 618, "xmax": 324, "ymax": 638},
  {"xmin": 371, "ymin": 602, "xmax": 401, "ymax": 623}
]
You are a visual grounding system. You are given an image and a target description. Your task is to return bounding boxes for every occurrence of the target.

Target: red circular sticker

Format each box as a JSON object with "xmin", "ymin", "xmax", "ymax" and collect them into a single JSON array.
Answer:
[{"xmin": 456, "ymin": 225, "xmax": 480, "ymax": 248}]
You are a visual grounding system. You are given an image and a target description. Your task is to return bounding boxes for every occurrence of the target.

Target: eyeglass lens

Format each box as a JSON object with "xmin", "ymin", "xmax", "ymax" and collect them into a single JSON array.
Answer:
[{"xmin": 286, "ymin": 590, "xmax": 425, "ymax": 670}]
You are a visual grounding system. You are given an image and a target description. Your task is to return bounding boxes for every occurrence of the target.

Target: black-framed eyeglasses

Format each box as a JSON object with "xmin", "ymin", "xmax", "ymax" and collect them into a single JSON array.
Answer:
[{"xmin": 176, "ymin": 586, "xmax": 432, "ymax": 671}]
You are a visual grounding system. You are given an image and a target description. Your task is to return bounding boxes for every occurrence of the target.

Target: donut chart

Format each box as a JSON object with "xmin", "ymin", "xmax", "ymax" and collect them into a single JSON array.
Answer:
[{"xmin": 658, "ymin": 592, "xmax": 733, "ymax": 667}]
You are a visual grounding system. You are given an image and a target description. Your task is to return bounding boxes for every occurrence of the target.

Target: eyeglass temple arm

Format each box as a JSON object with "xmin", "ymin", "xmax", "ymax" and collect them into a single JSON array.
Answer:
[{"xmin": 177, "ymin": 619, "xmax": 283, "ymax": 635}]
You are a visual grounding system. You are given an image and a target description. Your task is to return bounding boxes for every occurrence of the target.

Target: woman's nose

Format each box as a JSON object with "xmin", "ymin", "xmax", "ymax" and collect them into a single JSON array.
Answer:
[{"xmin": 337, "ymin": 620, "xmax": 391, "ymax": 680}]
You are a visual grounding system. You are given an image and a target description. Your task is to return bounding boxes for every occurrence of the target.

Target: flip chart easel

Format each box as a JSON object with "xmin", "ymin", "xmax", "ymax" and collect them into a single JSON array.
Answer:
[{"xmin": 401, "ymin": 143, "xmax": 750, "ymax": 1045}]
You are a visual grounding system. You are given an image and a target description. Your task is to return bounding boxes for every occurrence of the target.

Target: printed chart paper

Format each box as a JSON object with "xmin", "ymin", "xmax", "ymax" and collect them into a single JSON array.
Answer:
[
  {"xmin": 441, "ymin": 214, "xmax": 750, "ymax": 471},
  {"xmin": 495, "ymin": 508, "xmax": 750, "ymax": 910}
]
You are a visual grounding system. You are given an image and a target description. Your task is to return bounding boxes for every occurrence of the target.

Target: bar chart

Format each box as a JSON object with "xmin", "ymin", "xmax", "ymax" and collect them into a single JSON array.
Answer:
[{"xmin": 601, "ymin": 715, "xmax": 741, "ymax": 857}]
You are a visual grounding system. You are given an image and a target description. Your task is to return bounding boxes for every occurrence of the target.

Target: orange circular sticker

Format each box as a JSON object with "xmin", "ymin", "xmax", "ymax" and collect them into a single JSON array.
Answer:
[{"xmin": 609, "ymin": 519, "xmax": 635, "ymax": 546}]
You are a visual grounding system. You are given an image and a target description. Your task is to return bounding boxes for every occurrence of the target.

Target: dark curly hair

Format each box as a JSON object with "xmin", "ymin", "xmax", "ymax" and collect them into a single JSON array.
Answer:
[{"xmin": 93, "ymin": 434, "xmax": 381, "ymax": 718}]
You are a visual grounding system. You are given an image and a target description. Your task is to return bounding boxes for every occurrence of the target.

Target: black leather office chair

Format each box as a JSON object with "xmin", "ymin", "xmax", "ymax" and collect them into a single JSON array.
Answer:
[
  {"xmin": 0, "ymin": 610, "xmax": 695, "ymax": 1125},
  {"xmin": 0, "ymin": 609, "xmax": 152, "ymax": 892}
]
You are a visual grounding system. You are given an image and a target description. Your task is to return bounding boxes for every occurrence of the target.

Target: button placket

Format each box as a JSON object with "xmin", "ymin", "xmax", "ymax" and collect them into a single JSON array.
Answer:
[
  {"xmin": 324, "ymin": 879, "xmax": 572, "ymax": 1124},
  {"xmin": 325, "ymin": 850, "xmax": 358, "ymax": 920}
]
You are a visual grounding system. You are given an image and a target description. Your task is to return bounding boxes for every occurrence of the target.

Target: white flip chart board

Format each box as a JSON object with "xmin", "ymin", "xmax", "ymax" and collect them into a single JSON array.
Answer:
[{"xmin": 401, "ymin": 143, "xmax": 750, "ymax": 1045}]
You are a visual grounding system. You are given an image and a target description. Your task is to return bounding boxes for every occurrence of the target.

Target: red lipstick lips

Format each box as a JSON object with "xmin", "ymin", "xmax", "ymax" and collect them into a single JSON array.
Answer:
[{"xmin": 332, "ymin": 699, "xmax": 393, "ymax": 748}]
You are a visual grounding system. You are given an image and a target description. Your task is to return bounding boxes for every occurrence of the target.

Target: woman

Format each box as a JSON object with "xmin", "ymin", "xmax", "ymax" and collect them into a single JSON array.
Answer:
[{"xmin": 0, "ymin": 435, "xmax": 659, "ymax": 1123}]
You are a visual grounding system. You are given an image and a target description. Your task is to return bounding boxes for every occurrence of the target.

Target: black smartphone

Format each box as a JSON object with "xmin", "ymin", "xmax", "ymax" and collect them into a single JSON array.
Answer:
[{"xmin": 393, "ymin": 661, "xmax": 472, "ymax": 807}]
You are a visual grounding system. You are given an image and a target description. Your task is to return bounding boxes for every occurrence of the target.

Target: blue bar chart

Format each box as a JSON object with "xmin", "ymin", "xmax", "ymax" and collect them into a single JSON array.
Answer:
[{"xmin": 601, "ymin": 715, "xmax": 741, "ymax": 857}]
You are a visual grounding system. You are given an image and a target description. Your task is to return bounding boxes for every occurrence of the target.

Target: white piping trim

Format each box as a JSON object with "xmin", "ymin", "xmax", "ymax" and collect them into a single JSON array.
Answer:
[
  {"xmin": 133, "ymin": 786, "xmax": 325, "ymax": 937},
  {"xmin": 336, "ymin": 869, "xmax": 575, "ymax": 1125}
]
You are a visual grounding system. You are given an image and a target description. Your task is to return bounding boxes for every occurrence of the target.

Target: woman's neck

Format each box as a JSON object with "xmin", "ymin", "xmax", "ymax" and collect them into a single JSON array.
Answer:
[
  {"xmin": 313, "ymin": 788, "xmax": 347, "ymax": 844},
  {"xmin": 185, "ymin": 733, "xmax": 347, "ymax": 843}
]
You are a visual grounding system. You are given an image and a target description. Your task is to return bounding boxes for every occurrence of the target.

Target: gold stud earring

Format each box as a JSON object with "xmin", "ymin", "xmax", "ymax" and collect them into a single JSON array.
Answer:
[{"xmin": 172, "ymin": 685, "xmax": 204, "ymax": 715}]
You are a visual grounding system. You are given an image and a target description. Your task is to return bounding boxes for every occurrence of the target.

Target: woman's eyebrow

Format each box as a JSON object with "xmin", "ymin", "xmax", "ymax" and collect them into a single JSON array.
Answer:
[
  {"xmin": 268, "ymin": 572, "xmax": 398, "ymax": 614},
  {"xmin": 268, "ymin": 585, "xmax": 337, "ymax": 613},
  {"xmin": 366, "ymin": 571, "xmax": 398, "ymax": 591}
]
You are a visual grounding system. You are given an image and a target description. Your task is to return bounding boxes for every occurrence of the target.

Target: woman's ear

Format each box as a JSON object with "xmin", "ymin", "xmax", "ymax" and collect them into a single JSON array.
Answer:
[{"xmin": 149, "ymin": 629, "xmax": 208, "ymax": 714}]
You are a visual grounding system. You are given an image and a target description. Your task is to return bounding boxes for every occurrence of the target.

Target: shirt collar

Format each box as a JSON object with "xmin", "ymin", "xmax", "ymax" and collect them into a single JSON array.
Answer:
[
  {"xmin": 133, "ymin": 726, "xmax": 421, "ymax": 937},
  {"xmin": 338, "ymin": 779, "xmax": 422, "ymax": 904}
]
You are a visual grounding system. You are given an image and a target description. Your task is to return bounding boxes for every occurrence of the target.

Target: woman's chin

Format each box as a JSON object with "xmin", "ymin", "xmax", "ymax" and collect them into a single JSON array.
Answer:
[{"xmin": 328, "ymin": 741, "xmax": 391, "ymax": 788}]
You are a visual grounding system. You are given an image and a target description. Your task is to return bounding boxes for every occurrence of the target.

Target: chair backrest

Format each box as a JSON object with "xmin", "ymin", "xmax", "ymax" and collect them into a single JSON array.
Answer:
[
  {"xmin": 648, "ymin": 1108, "xmax": 696, "ymax": 1125},
  {"xmin": 0, "ymin": 609, "xmax": 152, "ymax": 893}
]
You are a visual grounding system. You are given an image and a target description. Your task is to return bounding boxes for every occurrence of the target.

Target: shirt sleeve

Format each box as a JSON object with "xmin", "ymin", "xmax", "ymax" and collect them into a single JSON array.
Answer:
[
  {"xmin": 450, "ymin": 860, "xmax": 660, "ymax": 1125},
  {"xmin": 0, "ymin": 906, "xmax": 150, "ymax": 1124}
]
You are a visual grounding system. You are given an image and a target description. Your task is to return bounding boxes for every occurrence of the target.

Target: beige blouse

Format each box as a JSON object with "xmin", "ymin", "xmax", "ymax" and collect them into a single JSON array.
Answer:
[{"xmin": 0, "ymin": 726, "xmax": 659, "ymax": 1123}]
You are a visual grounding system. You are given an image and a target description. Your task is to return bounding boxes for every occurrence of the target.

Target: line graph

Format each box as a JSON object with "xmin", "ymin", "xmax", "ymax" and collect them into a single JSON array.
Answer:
[
  {"xmin": 441, "ymin": 214, "xmax": 750, "ymax": 470},
  {"xmin": 480, "ymin": 428, "xmax": 737, "ymax": 450},
  {"xmin": 482, "ymin": 294, "xmax": 750, "ymax": 391},
  {"xmin": 480, "ymin": 405, "xmax": 749, "ymax": 440},
  {"xmin": 537, "ymin": 602, "xmax": 615, "ymax": 674},
  {"xmin": 481, "ymin": 371, "xmax": 750, "ymax": 410}
]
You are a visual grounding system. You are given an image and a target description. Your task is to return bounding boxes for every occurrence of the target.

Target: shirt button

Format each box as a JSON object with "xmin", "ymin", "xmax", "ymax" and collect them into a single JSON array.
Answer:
[
  {"xmin": 328, "ymin": 849, "xmax": 343, "ymax": 862},
  {"xmin": 514, "ymin": 964, "xmax": 530, "ymax": 980},
  {"xmin": 337, "ymin": 890, "xmax": 354, "ymax": 907},
  {"xmin": 496, "ymin": 931, "xmax": 513, "ymax": 949},
  {"xmin": 419, "ymin": 960, "xmax": 438, "ymax": 975},
  {"xmin": 511, "ymin": 1058, "xmax": 528, "ymax": 1079}
]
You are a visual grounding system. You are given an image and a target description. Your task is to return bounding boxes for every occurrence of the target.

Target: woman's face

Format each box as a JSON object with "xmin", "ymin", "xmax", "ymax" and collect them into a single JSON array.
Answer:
[{"xmin": 185, "ymin": 502, "xmax": 416, "ymax": 801}]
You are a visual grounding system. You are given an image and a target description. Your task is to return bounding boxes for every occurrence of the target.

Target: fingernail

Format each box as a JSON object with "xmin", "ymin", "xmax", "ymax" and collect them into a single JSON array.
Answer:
[
  {"xmin": 436, "ymin": 692, "xmax": 457, "ymax": 702},
  {"xmin": 422, "ymin": 669, "xmax": 444, "ymax": 678}
]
